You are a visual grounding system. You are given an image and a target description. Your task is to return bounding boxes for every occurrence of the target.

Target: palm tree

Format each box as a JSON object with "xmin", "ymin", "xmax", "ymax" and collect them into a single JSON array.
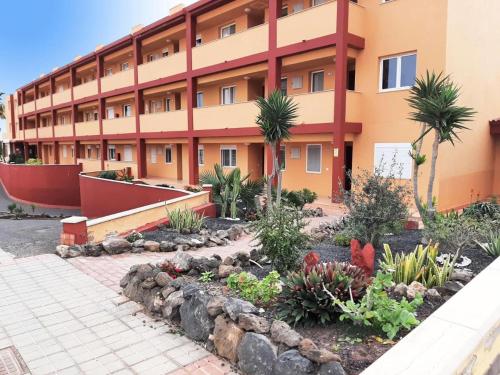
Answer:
[
  {"xmin": 255, "ymin": 90, "xmax": 298, "ymax": 208},
  {"xmin": 0, "ymin": 92, "xmax": 5, "ymax": 119},
  {"xmin": 407, "ymin": 71, "xmax": 475, "ymax": 221}
]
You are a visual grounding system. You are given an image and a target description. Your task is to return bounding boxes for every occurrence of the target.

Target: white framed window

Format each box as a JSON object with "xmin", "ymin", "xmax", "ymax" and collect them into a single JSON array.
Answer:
[
  {"xmin": 60, "ymin": 115, "xmax": 66, "ymax": 125},
  {"xmin": 93, "ymin": 111, "xmax": 98, "ymax": 121},
  {"xmin": 374, "ymin": 143, "xmax": 412, "ymax": 179},
  {"xmin": 105, "ymin": 68, "xmax": 113, "ymax": 76},
  {"xmin": 70, "ymin": 146, "xmax": 74, "ymax": 158},
  {"xmin": 313, "ymin": 0, "xmax": 327, "ymax": 5},
  {"xmin": 87, "ymin": 146, "xmax": 92, "ymax": 159},
  {"xmin": 379, "ymin": 53, "xmax": 417, "ymax": 91},
  {"xmin": 165, "ymin": 146, "xmax": 173, "ymax": 164},
  {"xmin": 292, "ymin": 3, "xmax": 304, "ymax": 13},
  {"xmin": 311, "ymin": 70, "xmax": 325, "ymax": 92},
  {"xmin": 306, "ymin": 144, "xmax": 322, "ymax": 174},
  {"xmin": 281, "ymin": 5, "xmax": 288, "ymax": 16},
  {"xmin": 198, "ymin": 145, "xmax": 205, "ymax": 166},
  {"xmin": 150, "ymin": 100, "xmax": 162, "ymax": 113},
  {"xmin": 221, "ymin": 86, "xmax": 236, "ymax": 105},
  {"xmin": 123, "ymin": 145, "xmax": 133, "ymax": 162},
  {"xmin": 220, "ymin": 23, "xmax": 236, "ymax": 38},
  {"xmin": 108, "ymin": 145, "xmax": 116, "ymax": 161},
  {"xmin": 280, "ymin": 77, "xmax": 288, "ymax": 96},
  {"xmin": 291, "ymin": 147, "xmax": 300, "ymax": 159},
  {"xmin": 62, "ymin": 145, "xmax": 67, "ymax": 158},
  {"xmin": 57, "ymin": 85, "xmax": 65, "ymax": 93},
  {"xmin": 196, "ymin": 92, "xmax": 204, "ymax": 108},
  {"xmin": 121, "ymin": 62, "xmax": 129, "ymax": 71},
  {"xmin": 195, "ymin": 34, "xmax": 202, "ymax": 46},
  {"xmin": 106, "ymin": 107, "xmax": 115, "ymax": 119},
  {"xmin": 147, "ymin": 54, "xmax": 158, "ymax": 63},
  {"xmin": 162, "ymin": 49, "xmax": 169, "ymax": 57},
  {"xmin": 280, "ymin": 145, "xmax": 286, "ymax": 171},
  {"xmin": 96, "ymin": 146, "xmax": 100, "ymax": 159},
  {"xmin": 123, "ymin": 104, "xmax": 132, "ymax": 117},
  {"xmin": 291, "ymin": 76, "xmax": 303, "ymax": 89},
  {"xmin": 150, "ymin": 146, "xmax": 157, "ymax": 164},
  {"xmin": 221, "ymin": 145, "xmax": 237, "ymax": 168},
  {"xmin": 166, "ymin": 98, "xmax": 171, "ymax": 112}
]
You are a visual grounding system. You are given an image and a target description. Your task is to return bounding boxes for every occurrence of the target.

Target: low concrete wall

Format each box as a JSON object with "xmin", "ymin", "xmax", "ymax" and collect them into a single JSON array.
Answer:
[
  {"xmin": 0, "ymin": 162, "xmax": 82, "ymax": 208},
  {"xmin": 362, "ymin": 256, "xmax": 500, "ymax": 375},
  {"xmin": 79, "ymin": 173, "xmax": 191, "ymax": 219}
]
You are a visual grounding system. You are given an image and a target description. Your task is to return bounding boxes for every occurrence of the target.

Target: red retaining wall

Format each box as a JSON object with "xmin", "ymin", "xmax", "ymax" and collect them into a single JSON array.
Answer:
[
  {"xmin": 0, "ymin": 163, "xmax": 82, "ymax": 208},
  {"xmin": 80, "ymin": 175, "xmax": 190, "ymax": 218}
]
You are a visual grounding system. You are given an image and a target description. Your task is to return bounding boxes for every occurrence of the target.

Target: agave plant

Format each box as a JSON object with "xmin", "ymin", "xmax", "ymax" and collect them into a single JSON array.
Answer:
[{"xmin": 476, "ymin": 231, "xmax": 500, "ymax": 258}]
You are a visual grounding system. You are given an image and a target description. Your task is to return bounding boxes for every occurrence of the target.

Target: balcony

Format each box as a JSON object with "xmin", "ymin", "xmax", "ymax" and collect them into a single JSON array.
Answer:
[
  {"xmin": 53, "ymin": 90, "xmax": 71, "ymax": 106},
  {"xmin": 348, "ymin": 1, "xmax": 365, "ymax": 37},
  {"xmin": 24, "ymin": 128, "xmax": 37, "ymax": 139},
  {"xmin": 74, "ymin": 80, "xmax": 98, "ymax": 100},
  {"xmin": 54, "ymin": 124, "xmax": 74, "ymax": 138},
  {"xmin": 292, "ymin": 91, "xmax": 334, "ymax": 124},
  {"xmin": 23, "ymin": 101, "xmax": 35, "ymax": 114},
  {"xmin": 101, "ymin": 70, "xmax": 134, "ymax": 93},
  {"xmin": 138, "ymin": 52, "xmax": 187, "ymax": 84},
  {"xmin": 278, "ymin": 1, "xmax": 337, "ymax": 48},
  {"xmin": 75, "ymin": 120, "xmax": 100, "ymax": 136},
  {"xmin": 102, "ymin": 117, "xmax": 136, "ymax": 135},
  {"xmin": 346, "ymin": 91, "xmax": 362, "ymax": 123},
  {"xmin": 140, "ymin": 111, "xmax": 188, "ymax": 133},
  {"xmin": 193, "ymin": 102, "xmax": 259, "ymax": 130},
  {"xmin": 104, "ymin": 160, "xmax": 138, "ymax": 179},
  {"xmin": 192, "ymin": 24, "xmax": 269, "ymax": 70},
  {"xmin": 36, "ymin": 96, "xmax": 51, "ymax": 110},
  {"xmin": 77, "ymin": 158, "xmax": 102, "ymax": 173},
  {"xmin": 38, "ymin": 127, "xmax": 53, "ymax": 139}
]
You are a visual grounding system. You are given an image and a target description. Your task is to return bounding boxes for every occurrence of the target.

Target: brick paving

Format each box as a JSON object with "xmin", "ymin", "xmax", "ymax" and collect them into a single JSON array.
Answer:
[{"xmin": 0, "ymin": 253, "xmax": 232, "ymax": 375}]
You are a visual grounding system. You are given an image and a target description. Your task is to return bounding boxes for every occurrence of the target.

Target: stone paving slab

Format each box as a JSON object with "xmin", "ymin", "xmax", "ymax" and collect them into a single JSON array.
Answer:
[{"xmin": 0, "ymin": 253, "xmax": 231, "ymax": 375}]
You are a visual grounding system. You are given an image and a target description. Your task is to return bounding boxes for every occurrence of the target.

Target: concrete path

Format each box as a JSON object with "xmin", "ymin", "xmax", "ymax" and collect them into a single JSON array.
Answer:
[{"xmin": 0, "ymin": 251, "xmax": 230, "ymax": 375}]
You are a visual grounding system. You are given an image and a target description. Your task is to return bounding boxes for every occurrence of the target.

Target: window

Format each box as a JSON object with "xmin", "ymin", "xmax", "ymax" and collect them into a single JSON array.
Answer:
[
  {"xmin": 57, "ymin": 85, "xmax": 64, "ymax": 93},
  {"xmin": 105, "ymin": 68, "xmax": 113, "ymax": 76},
  {"xmin": 147, "ymin": 54, "xmax": 158, "ymax": 62},
  {"xmin": 291, "ymin": 76, "xmax": 303, "ymax": 89},
  {"xmin": 150, "ymin": 146, "xmax": 157, "ymax": 163},
  {"xmin": 71, "ymin": 146, "xmax": 74, "ymax": 158},
  {"xmin": 292, "ymin": 3, "xmax": 304, "ymax": 12},
  {"xmin": 313, "ymin": 0, "xmax": 327, "ymax": 5},
  {"xmin": 195, "ymin": 34, "xmax": 202, "ymax": 46},
  {"xmin": 311, "ymin": 70, "xmax": 325, "ymax": 92},
  {"xmin": 123, "ymin": 145, "xmax": 133, "ymax": 162},
  {"xmin": 108, "ymin": 145, "xmax": 116, "ymax": 161},
  {"xmin": 374, "ymin": 143, "xmax": 412, "ymax": 179},
  {"xmin": 87, "ymin": 146, "xmax": 92, "ymax": 159},
  {"xmin": 106, "ymin": 107, "xmax": 115, "ymax": 119},
  {"xmin": 123, "ymin": 104, "xmax": 132, "ymax": 117},
  {"xmin": 165, "ymin": 146, "xmax": 173, "ymax": 164},
  {"xmin": 62, "ymin": 145, "xmax": 67, "ymax": 158},
  {"xmin": 162, "ymin": 49, "xmax": 169, "ymax": 58},
  {"xmin": 291, "ymin": 147, "xmax": 300, "ymax": 159},
  {"xmin": 280, "ymin": 77, "xmax": 288, "ymax": 96},
  {"xmin": 281, "ymin": 5, "xmax": 288, "ymax": 16},
  {"xmin": 306, "ymin": 144, "xmax": 322, "ymax": 173},
  {"xmin": 380, "ymin": 53, "xmax": 417, "ymax": 91},
  {"xmin": 121, "ymin": 62, "xmax": 129, "ymax": 71},
  {"xmin": 196, "ymin": 92, "xmax": 204, "ymax": 108},
  {"xmin": 96, "ymin": 146, "xmax": 100, "ymax": 160},
  {"xmin": 166, "ymin": 98, "xmax": 171, "ymax": 112},
  {"xmin": 280, "ymin": 145, "xmax": 286, "ymax": 170},
  {"xmin": 150, "ymin": 100, "xmax": 162, "ymax": 113},
  {"xmin": 60, "ymin": 116, "xmax": 66, "ymax": 125},
  {"xmin": 198, "ymin": 145, "xmax": 205, "ymax": 166},
  {"xmin": 220, "ymin": 24, "xmax": 236, "ymax": 38},
  {"xmin": 93, "ymin": 112, "xmax": 98, "ymax": 121},
  {"xmin": 221, "ymin": 86, "xmax": 236, "ymax": 105},
  {"xmin": 221, "ymin": 146, "xmax": 237, "ymax": 167}
]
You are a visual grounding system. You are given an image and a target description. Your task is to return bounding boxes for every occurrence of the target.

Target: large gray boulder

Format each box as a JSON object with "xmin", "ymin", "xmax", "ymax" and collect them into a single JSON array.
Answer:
[
  {"xmin": 272, "ymin": 350, "xmax": 315, "ymax": 375},
  {"xmin": 55, "ymin": 245, "xmax": 81, "ymax": 258},
  {"xmin": 160, "ymin": 241, "xmax": 176, "ymax": 252},
  {"xmin": 237, "ymin": 333, "xmax": 277, "ymax": 375},
  {"xmin": 172, "ymin": 251, "xmax": 193, "ymax": 272},
  {"xmin": 102, "ymin": 237, "xmax": 132, "ymax": 254},
  {"xmin": 213, "ymin": 315, "xmax": 244, "ymax": 363},
  {"xmin": 162, "ymin": 290, "xmax": 184, "ymax": 320},
  {"xmin": 270, "ymin": 320, "xmax": 303, "ymax": 348},
  {"xmin": 223, "ymin": 298, "xmax": 259, "ymax": 321},
  {"xmin": 318, "ymin": 362, "xmax": 347, "ymax": 375},
  {"xmin": 123, "ymin": 276, "xmax": 145, "ymax": 303},
  {"xmin": 180, "ymin": 291, "xmax": 214, "ymax": 341}
]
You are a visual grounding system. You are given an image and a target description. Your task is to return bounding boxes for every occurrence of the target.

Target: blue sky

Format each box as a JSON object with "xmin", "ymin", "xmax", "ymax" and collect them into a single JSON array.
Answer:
[{"xmin": 0, "ymin": 0, "xmax": 194, "ymax": 134}]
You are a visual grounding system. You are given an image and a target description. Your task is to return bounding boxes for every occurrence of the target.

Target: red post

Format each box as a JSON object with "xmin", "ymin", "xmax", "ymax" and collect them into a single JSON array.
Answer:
[
  {"xmin": 186, "ymin": 14, "xmax": 199, "ymax": 186},
  {"xmin": 60, "ymin": 216, "xmax": 88, "ymax": 245}
]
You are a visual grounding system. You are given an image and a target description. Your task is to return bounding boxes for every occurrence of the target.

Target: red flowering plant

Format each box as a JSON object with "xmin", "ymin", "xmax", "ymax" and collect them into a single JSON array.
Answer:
[{"xmin": 160, "ymin": 260, "xmax": 183, "ymax": 279}]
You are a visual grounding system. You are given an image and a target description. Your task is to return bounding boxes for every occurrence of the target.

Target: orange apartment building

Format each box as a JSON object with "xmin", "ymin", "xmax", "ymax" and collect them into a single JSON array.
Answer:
[{"xmin": 3, "ymin": 0, "xmax": 500, "ymax": 210}]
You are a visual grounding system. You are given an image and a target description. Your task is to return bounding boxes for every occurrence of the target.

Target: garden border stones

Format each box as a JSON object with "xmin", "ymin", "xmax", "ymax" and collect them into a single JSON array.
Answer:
[{"xmin": 120, "ymin": 260, "xmax": 346, "ymax": 375}]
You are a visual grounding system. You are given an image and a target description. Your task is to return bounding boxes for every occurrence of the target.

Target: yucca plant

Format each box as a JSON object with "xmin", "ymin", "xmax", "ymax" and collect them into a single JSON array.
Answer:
[
  {"xmin": 278, "ymin": 261, "xmax": 370, "ymax": 326},
  {"xmin": 166, "ymin": 207, "xmax": 205, "ymax": 233},
  {"xmin": 476, "ymin": 231, "xmax": 500, "ymax": 258},
  {"xmin": 380, "ymin": 243, "xmax": 453, "ymax": 288}
]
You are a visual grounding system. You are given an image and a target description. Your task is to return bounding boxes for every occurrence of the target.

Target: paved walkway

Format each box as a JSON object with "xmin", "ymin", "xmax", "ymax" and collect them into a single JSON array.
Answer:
[{"xmin": 0, "ymin": 251, "xmax": 231, "ymax": 375}]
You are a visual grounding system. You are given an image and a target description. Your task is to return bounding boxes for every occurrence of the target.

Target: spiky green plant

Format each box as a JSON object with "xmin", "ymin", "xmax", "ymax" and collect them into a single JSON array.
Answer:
[
  {"xmin": 476, "ymin": 231, "xmax": 500, "ymax": 258},
  {"xmin": 166, "ymin": 207, "xmax": 205, "ymax": 233}
]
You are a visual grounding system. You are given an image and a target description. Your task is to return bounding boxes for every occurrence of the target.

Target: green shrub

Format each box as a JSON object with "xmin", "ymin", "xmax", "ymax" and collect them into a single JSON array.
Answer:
[
  {"xmin": 462, "ymin": 198, "xmax": 500, "ymax": 220},
  {"xmin": 167, "ymin": 207, "xmax": 205, "ymax": 233},
  {"xmin": 476, "ymin": 231, "xmax": 500, "ymax": 258},
  {"xmin": 8, "ymin": 153, "xmax": 24, "ymax": 164},
  {"xmin": 125, "ymin": 231, "xmax": 143, "ymax": 243},
  {"xmin": 98, "ymin": 171, "xmax": 117, "ymax": 180},
  {"xmin": 379, "ymin": 243, "xmax": 453, "ymax": 288},
  {"xmin": 7, "ymin": 203, "xmax": 17, "ymax": 214},
  {"xmin": 281, "ymin": 188, "xmax": 318, "ymax": 210},
  {"xmin": 199, "ymin": 271, "xmax": 215, "ymax": 283},
  {"xmin": 26, "ymin": 158, "xmax": 42, "ymax": 165},
  {"xmin": 333, "ymin": 232, "xmax": 351, "ymax": 247},
  {"xmin": 342, "ymin": 166, "xmax": 410, "ymax": 247},
  {"xmin": 226, "ymin": 271, "xmax": 281, "ymax": 305},
  {"xmin": 252, "ymin": 206, "xmax": 309, "ymax": 273},
  {"xmin": 334, "ymin": 272, "xmax": 423, "ymax": 339},
  {"xmin": 278, "ymin": 261, "xmax": 370, "ymax": 326}
]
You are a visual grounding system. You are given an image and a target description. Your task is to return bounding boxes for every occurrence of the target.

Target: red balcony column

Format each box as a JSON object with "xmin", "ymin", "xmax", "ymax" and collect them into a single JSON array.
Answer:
[
  {"xmin": 188, "ymin": 137, "xmax": 199, "ymax": 185},
  {"xmin": 23, "ymin": 142, "xmax": 29, "ymax": 162},
  {"xmin": 100, "ymin": 139, "xmax": 107, "ymax": 170},
  {"xmin": 37, "ymin": 141, "xmax": 42, "ymax": 160},
  {"xmin": 51, "ymin": 109, "xmax": 56, "ymax": 138},
  {"xmin": 9, "ymin": 94, "xmax": 16, "ymax": 139},
  {"xmin": 34, "ymin": 85, "xmax": 39, "ymax": 111},
  {"xmin": 35, "ymin": 113, "xmax": 40, "ymax": 140},
  {"xmin": 54, "ymin": 142, "xmax": 60, "ymax": 164},
  {"xmin": 332, "ymin": 0, "xmax": 349, "ymax": 201},
  {"xmin": 137, "ymin": 138, "xmax": 147, "ymax": 179},
  {"xmin": 73, "ymin": 140, "xmax": 80, "ymax": 165}
]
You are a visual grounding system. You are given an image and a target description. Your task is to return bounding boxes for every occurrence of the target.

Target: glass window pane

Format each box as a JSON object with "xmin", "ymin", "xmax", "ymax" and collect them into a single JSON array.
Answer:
[
  {"xmin": 307, "ymin": 145, "xmax": 321, "ymax": 173},
  {"xmin": 401, "ymin": 54, "xmax": 417, "ymax": 87},
  {"xmin": 280, "ymin": 78, "xmax": 287, "ymax": 96},
  {"xmin": 280, "ymin": 146, "xmax": 286, "ymax": 170},
  {"xmin": 382, "ymin": 58, "xmax": 397, "ymax": 89},
  {"xmin": 231, "ymin": 149, "xmax": 237, "ymax": 166},
  {"xmin": 312, "ymin": 72, "xmax": 324, "ymax": 92}
]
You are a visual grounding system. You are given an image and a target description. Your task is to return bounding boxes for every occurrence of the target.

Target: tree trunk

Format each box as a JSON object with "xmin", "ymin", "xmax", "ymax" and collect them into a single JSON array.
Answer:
[
  {"xmin": 266, "ymin": 142, "xmax": 277, "ymax": 212},
  {"xmin": 426, "ymin": 128, "xmax": 440, "ymax": 220},
  {"xmin": 413, "ymin": 124, "xmax": 427, "ymax": 220},
  {"xmin": 273, "ymin": 146, "xmax": 283, "ymax": 207}
]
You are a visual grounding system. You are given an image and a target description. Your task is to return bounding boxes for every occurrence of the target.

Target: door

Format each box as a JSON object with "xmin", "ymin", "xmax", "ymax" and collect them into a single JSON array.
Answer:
[
  {"xmin": 344, "ymin": 143, "xmax": 353, "ymax": 191},
  {"xmin": 123, "ymin": 145, "xmax": 133, "ymax": 162}
]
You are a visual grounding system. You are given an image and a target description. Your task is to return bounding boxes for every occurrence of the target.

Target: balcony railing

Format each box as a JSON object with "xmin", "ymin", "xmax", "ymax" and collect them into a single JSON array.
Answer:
[
  {"xmin": 192, "ymin": 24, "xmax": 269, "ymax": 70},
  {"xmin": 291, "ymin": 90, "xmax": 335, "ymax": 124},
  {"xmin": 77, "ymin": 158, "xmax": 102, "ymax": 173},
  {"xmin": 23, "ymin": 101, "xmax": 35, "ymax": 114},
  {"xmin": 102, "ymin": 117, "xmax": 136, "ymax": 135},
  {"xmin": 74, "ymin": 80, "xmax": 98, "ymax": 100},
  {"xmin": 36, "ymin": 96, "xmax": 51, "ymax": 110},
  {"xmin": 24, "ymin": 128, "xmax": 37, "ymax": 139},
  {"xmin": 277, "ymin": 1, "xmax": 337, "ymax": 48},
  {"xmin": 138, "ymin": 52, "xmax": 187, "ymax": 84},
  {"xmin": 75, "ymin": 120, "xmax": 100, "ymax": 136},
  {"xmin": 54, "ymin": 124, "xmax": 74, "ymax": 138},
  {"xmin": 101, "ymin": 69, "xmax": 134, "ymax": 93},
  {"xmin": 193, "ymin": 101, "xmax": 259, "ymax": 130},
  {"xmin": 53, "ymin": 90, "xmax": 71, "ymax": 106},
  {"xmin": 140, "ymin": 110, "xmax": 188, "ymax": 133},
  {"xmin": 38, "ymin": 126, "xmax": 53, "ymax": 139}
]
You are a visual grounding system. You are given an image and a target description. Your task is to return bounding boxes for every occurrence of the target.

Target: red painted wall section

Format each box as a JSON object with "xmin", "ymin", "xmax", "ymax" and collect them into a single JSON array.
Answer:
[
  {"xmin": 79, "ymin": 175, "xmax": 190, "ymax": 219},
  {"xmin": 0, "ymin": 163, "xmax": 82, "ymax": 208}
]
